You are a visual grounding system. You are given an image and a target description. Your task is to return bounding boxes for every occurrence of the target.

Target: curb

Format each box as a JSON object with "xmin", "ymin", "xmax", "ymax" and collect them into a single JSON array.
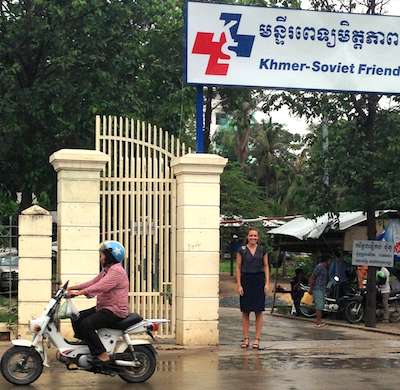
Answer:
[{"xmin": 270, "ymin": 312, "xmax": 400, "ymax": 337}]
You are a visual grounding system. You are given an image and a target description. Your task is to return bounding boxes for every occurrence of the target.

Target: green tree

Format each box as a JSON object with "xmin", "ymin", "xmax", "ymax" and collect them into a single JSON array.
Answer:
[
  {"xmin": 251, "ymin": 119, "xmax": 301, "ymax": 202},
  {"xmin": 219, "ymin": 89, "xmax": 263, "ymax": 166},
  {"xmin": 259, "ymin": 0, "xmax": 397, "ymax": 327},
  {"xmin": 0, "ymin": 0, "xmax": 194, "ymax": 213},
  {"xmin": 220, "ymin": 162, "xmax": 270, "ymax": 218},
  {"xmin": 295, "ymin": 109, "xmax": 400, "ymax": 214}
]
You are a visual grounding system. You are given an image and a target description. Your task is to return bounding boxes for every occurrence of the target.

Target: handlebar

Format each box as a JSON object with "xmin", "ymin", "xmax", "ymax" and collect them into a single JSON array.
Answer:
[{"xmin": 299, "ymin": 283, "xmax": 310, "ymax": 291}]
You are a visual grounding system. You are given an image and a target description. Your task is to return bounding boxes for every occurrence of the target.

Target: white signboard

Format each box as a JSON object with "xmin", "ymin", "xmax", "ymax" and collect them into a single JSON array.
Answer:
[
  {"xmin": 184, "ymin": 1, "xmax": 400, "ymax": 94},
  {"xmin": 352, "ymin": 240, "xmax": 394, "ymax": 267}
]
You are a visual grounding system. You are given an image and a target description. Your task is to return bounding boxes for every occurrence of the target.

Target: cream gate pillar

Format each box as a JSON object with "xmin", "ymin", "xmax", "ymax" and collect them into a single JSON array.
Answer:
[
  {"xmin": 171, "ymin": 154, "xmax": 227, "ymax": 345},
  {"xmin": 18, "ymin": 205, "xmax": 52, "ymax": 338},
  {"xmin": 50, "ymin": 149, "xmax": 109, "ymax": 338}
]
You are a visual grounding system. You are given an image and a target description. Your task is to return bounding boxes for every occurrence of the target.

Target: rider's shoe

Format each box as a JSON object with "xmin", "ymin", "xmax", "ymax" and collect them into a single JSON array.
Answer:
[{"xmin": 88, "ymin": 355, "xmax": 114, "ymax": 365}]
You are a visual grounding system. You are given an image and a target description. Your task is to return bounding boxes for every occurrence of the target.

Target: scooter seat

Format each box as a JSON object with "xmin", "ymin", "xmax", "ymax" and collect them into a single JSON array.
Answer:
[
  {"xmin": 389, "ymin": 290, "xmax": 400, "ymax": 297},
  {"xmin": 109, "ymin": 313, "xmax": 143, "ymax": 330}
]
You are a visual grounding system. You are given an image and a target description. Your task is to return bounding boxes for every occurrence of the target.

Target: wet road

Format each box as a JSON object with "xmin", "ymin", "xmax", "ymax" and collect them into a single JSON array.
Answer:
[{"xmin": 1, "ymin": 308, "xmax": 400, "ymax": 390}]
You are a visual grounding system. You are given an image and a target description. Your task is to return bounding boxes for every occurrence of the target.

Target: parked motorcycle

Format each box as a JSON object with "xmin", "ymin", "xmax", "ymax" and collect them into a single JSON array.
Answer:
[
  {"xmin": 0, "ymin": 281, "xmax": 169, "ymax": 385},
  {"xmin": 298, "ymin": 282, "xmax": 364, "ymax": 323},
  {"xmin": 345, "ymin": 288, "xmax": 400, "ymax": 324}
]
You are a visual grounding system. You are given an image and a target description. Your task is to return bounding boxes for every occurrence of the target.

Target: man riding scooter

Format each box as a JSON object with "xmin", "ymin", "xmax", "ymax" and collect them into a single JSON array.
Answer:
[{"xmin": 66, "ymin": 240, "xmax": 129, "ymax": 365}]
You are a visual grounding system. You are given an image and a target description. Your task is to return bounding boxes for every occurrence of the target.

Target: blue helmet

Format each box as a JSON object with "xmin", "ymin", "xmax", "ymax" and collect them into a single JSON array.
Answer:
[{"xmin": 100, "ymin": 240, "xmax": 125, "ymax": 263}]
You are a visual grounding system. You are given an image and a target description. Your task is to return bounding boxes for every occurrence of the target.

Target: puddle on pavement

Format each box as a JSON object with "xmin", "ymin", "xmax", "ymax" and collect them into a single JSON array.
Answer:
[
  {"xmin": 218, "ymin": 356, "xmax": 400, "ymax": 371},
  {"xmin": 156, "ymin": 356, "xmax": 400, "ymax": 372}
]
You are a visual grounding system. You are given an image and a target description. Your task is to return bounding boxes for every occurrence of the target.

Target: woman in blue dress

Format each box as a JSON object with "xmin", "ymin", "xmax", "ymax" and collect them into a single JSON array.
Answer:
[{"xmin": 236, "ymin": 227, "xmax": 269, "ymax": 349}]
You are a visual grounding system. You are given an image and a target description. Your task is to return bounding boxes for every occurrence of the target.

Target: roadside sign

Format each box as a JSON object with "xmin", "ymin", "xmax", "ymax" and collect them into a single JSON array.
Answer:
[{"xmin": 352, "ymin": 240, "xmax": 394, "ymax": 267}]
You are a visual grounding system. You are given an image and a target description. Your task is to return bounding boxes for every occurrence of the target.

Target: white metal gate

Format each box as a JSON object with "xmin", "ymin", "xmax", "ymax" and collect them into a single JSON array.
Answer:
[{"xmin": 95, "ymin": 116, "xmax": 189, "ymax": 337}]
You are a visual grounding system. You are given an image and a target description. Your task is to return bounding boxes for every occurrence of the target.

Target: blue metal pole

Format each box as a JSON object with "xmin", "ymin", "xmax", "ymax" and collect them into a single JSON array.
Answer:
[{"xmin": 196, "ymin": 85, "xmax": 204, "ymax": 153}]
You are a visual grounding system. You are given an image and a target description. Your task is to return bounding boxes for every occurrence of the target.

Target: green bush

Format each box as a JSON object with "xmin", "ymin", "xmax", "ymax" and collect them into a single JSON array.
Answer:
[
  {"xmin": 276, "ymin": 306, "xmax": 291, "ymax": 314},
  {"xmin": 291, "ymin": 255, "xmax": 316, "ymax": 278},
  {"xmin": 0, "ymin": 295, "xmax": 18, "ymax": 324}
]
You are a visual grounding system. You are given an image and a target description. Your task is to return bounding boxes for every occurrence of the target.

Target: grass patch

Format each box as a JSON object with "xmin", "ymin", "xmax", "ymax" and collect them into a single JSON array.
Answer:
[{"xmin": 220, "ymin": 259, "xmax": 236, "ymax": 273}]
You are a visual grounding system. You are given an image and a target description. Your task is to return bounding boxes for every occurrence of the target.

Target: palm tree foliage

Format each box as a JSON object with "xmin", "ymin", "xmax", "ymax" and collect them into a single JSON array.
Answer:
[
  {"xmin": 293, "ymin": 108, "xmax": 400, "ymax": 217},
  {"xmin": 214, "ymin": 103, "xmax": 303, "ymax": 217},
  {"xmin": 251, "ymin": 119, "xmax": 301, "ymax": 201}
]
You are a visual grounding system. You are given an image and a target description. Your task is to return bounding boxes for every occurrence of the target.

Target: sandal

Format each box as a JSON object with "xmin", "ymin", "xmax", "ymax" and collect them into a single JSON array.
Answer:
[
  {"xmin": 252, "ymin": 338, "xmax": 260, "ymax": 349},
  {"xmin": 316, "ymin": 323, "xmax": 329, "ymax": 328},
  {"xmin": 241, "ymin": 338, "xmax": 249, "ymax": 348}
]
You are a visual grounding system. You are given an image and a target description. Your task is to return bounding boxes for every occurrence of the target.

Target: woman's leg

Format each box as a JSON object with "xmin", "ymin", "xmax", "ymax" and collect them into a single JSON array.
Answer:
[
  {"xmin": 71, "ymin": 307, "xmax": 96, "ymax": 340},
  {"xmin": 254, "ymin": 312, "xmax": 263, "ymax": 347},
  {"xmin": 80, "ymin": 309, "xmax": 122, "ymax": 358},
  {"xmin": 242, "ymin": 312, "xmax": 250, "ymax": 341}
]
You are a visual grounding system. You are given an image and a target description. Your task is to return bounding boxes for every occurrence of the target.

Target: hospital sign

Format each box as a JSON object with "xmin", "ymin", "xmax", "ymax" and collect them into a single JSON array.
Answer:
[{"xmin": 184, "ymin": 1, "xmax": 400, "ymax": 94}]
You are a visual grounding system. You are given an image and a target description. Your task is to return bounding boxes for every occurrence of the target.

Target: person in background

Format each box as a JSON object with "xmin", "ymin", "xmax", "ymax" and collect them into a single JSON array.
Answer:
[
  {"xmin": 290, "ymin": 268, "xmax": 308, "ymax": 316},
  {"xmin": 337, "ymin": 268, "xmax": 358, "ymax": 297},
  {"xmin": 236, "ymin": 227, "xmax": 269, "ymax": 349},
  {"xmin": 328, "ymin": 256, "xmax": 350, "ymax": 285},
  {"xmin": 391, "ymin": 269, "xmax": 400, "ymax": 291},
  {"xmin": 309, "ymin": 252, "xmax": 331, "ymax": 328},
  {"xmin": 357, "ymin": 265, "xmax": 368, "ymax": 288},
  {"xmin": 377, "ymin": 267, "xmax": 390, "ymax": 323},
  {"xmin": 66, "ymin": 240, "xmax": 129, "ymax": 364}
]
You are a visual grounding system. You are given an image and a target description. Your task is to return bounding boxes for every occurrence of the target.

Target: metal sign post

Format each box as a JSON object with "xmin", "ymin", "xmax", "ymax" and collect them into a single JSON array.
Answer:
[{"xmin": 196, "ymin": 85, "xmax": 204, "ymax": 153}]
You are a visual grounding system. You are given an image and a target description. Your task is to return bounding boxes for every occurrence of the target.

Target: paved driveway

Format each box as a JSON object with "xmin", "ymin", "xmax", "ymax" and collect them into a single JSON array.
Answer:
[{"xmin": 1, "ymin": 308, "xmax": 400, "ymax": 390}]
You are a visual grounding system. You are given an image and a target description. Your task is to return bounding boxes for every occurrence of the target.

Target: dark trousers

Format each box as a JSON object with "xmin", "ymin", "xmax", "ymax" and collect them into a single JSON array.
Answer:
[
  {"xmin": 72, "ymin": 307, "xmax": 122, "ymax": 356},
  {"xmin": 292, "ymin": 292, "xmax": 304, "ymax": 316}
]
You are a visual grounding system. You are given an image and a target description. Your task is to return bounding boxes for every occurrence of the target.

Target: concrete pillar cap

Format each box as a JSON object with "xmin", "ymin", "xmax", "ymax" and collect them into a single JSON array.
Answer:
[
  {"xmin": 171, "ymin": 153, "xmax": 227, "ymax": 176},
  {"xmin": 21, "ymin": 205, "xmax": 50, "ymax": 216},
  {"xmin": 49, "ymin": 149, "xmax": 109, "ymax": 172}
]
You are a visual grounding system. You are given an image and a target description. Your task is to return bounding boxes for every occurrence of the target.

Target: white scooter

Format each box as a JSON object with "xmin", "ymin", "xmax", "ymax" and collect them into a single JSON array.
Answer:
[{"xmin": 0, "ymin": 281, "xmax": 169, "ymax": 385}]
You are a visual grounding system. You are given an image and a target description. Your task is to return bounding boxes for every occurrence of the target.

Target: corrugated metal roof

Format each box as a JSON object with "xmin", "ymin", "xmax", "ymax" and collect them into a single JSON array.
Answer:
[{"xmin": 267, "ymin": 210, "xmax": 396, "ymax": 240}]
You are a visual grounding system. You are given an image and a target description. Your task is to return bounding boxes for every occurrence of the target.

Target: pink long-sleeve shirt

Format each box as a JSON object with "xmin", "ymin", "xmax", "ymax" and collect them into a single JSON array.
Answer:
[{"xmin": 75, "ymin": 263, "xmax": 129, "ymax": 319}]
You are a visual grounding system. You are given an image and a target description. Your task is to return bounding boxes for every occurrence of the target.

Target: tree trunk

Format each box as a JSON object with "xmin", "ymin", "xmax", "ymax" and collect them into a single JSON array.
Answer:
[{"xmin": 364, "ymin": 94, "xmax": 378, "ymax": 328}]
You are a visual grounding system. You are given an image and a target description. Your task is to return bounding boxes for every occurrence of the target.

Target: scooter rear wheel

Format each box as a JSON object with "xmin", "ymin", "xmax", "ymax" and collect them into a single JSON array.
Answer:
[
  {"xmin": 118, "ymin": 345, "xmax": 156, "ymax": 383},
  {"xmin": 1, "ymin": 346, "xmax": 43, "ymax": 385},
  {"xmin": 345, "ymin": 301, "xmax": 364, "ymax": 324}
]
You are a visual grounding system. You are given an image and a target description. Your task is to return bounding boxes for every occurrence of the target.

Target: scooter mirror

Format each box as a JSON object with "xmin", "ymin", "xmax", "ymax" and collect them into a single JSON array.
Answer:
[{"xmin": 62, "ymin": 280, "xmax": 69, "ymax": 290}]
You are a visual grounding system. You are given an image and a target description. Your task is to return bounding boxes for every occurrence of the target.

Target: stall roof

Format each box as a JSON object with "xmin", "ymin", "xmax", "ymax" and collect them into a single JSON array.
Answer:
[
  {"xmin": 267, "ymin": 210, "xmax": 398, "ymax": 253},
  {"xmin": 220, "ymin": 215, "xmax": 297, "ymax": 229}
]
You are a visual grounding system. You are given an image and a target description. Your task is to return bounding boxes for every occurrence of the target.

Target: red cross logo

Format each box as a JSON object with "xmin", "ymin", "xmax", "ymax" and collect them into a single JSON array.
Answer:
[{"xmin": 192, "ymin": 32, "xmax": 231, "ymax": 76}]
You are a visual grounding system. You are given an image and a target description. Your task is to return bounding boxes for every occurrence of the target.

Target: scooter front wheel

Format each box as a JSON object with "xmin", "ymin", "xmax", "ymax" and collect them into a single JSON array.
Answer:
[
  {"xmin": 298, "ymin": 302, "xmax": 316, "ymax": 318},
  {"xmin": 118, "ymin": 345, "xmax": 156, "ymax": 383},
  {"xmin": 1, "ymin": 346, "xmax": 43, "ymax": 385},
  {"xmin": 345, "ymin": 301, "xmax": 364, "ymax": 324}
]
